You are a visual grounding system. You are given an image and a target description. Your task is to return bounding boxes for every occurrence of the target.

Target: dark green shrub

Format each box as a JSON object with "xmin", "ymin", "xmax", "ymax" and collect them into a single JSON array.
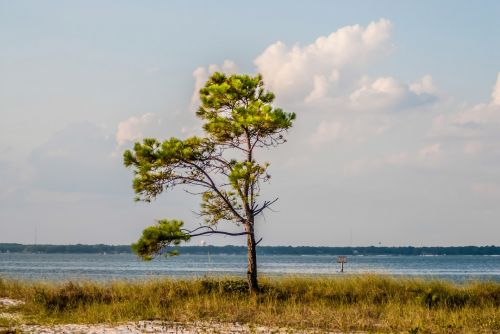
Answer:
[{"xmin": 34, "ymin": 282, "xmax": 113, "ymax": 311}]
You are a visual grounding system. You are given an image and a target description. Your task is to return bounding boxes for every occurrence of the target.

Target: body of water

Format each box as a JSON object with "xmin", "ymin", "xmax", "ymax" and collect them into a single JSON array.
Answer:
[{"xmin": 0, "ymin": 253, "xmax": 499, "ymax": 282}]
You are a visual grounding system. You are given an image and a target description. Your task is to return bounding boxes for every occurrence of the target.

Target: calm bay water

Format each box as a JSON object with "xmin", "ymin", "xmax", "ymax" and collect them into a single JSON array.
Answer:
[{"xmin": 0, "ymin": 253, "xmax": 499, "ymax": 282}]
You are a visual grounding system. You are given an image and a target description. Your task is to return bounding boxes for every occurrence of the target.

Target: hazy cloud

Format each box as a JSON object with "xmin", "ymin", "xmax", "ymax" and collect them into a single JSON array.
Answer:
[
  {"xmin": 31, "ymin": 122, "xmax": 128, "ymax": 194},
  {"xmin": 344, "ymin": 143, "xmax": 442, "ymax": 175},
  {"xmin": 309, "ymin": 117, "xmax": 389, "ymax": 147},
  {"xmin": 0, "ymin": 159, "xmax": 32, "ymax": 201},
  {"xmin": 116, "ymin": 113, "xmax": 163, "ymax": 146},
  {"xmin": 463, "ymin": 141, "xmax": 484, "ymax": 155},
  {"xmin": 431, "ymin": 73, "xmax": 500, "ymax": 138},
  {"xmin": 492, "ymin": 73, "xmax": 500, "ymax": 105},
  {"xmin": 471, "ymin": 182, "xmax": 500, "ymax": 197},
  {"xmin": 417, "ymin": 143, "xmax": 441, "ymax": 160}
]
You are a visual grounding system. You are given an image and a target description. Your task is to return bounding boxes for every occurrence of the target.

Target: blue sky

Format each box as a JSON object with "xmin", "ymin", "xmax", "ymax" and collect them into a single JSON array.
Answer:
[{"xmin": 1, "ymin": 1, "xmax": 499, "ymax": 246}]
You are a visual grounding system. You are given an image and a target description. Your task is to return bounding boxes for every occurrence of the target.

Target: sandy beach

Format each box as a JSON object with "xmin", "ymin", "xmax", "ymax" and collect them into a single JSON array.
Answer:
[{"xmin": 17, "ymin": 321, "xmax": 352, "ymax": 334}]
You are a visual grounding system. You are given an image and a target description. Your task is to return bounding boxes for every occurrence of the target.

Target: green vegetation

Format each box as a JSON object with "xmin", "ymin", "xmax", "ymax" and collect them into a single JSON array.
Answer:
[
  {"xmin": 1, "ymin": 243, "xmax": 499, "ymax": 255},
  {"xmin": 123, "ymin": 73, "xmax": 295, "ymax": 292},
  {"xmin": 0, "ymin": 243, "xmax": 131, "ymax": 254},
  {"xmin": 0, "ymin": 275, "xmax": 498, "ymax": 332}
]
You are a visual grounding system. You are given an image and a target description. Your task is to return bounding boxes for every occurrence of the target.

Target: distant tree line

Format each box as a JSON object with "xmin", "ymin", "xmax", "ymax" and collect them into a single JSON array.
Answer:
[
  {"xmin": 0, "ymin": 244, "xmax": 131, "ymax": 254},
  {"xmin": 0, "ymin": 243, "xmax": 499, "ymax": 255}
]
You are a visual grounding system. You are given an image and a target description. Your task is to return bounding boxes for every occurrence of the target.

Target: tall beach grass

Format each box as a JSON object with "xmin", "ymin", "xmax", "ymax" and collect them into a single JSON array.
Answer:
[{"xmin": 1, "ymin": 275, "xmax": 499, "ymax": 332}]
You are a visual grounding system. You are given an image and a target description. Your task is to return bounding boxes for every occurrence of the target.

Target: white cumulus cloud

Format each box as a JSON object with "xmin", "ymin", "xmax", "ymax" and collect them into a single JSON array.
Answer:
[
  {"xmin": 254, "ymin": 19, "xmax": 393, "ymax": 104},
  {"xmin": 349, "ymin": 76, "xmax": 436, "ymax": 111},
  {"xmin": 410, "ymin": 75, "xmax": 438, "ymax": 95},
  {"xmin": 116, "ymin": 113, "xmax": 162, "ymax": 146},
  {"xmin": 191, "ymin": 19, "xmax": 440, "ymax": 153}
]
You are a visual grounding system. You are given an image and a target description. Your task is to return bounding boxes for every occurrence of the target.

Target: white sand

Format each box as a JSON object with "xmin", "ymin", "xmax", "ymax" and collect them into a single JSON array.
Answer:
[
  {"xmin": 19, "ymin": 321, "xmax": 344, "ymax": 334},
  {"xmin": 0, "ymin": 297, "xmax": 25, "ymax": 307}
]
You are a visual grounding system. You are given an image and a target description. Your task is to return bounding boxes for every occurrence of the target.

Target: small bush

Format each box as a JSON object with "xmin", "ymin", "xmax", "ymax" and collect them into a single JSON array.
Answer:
[
  {"xmin": 201, "ymin": 278, "xmax": 248, "ymax": 294},
  {"xmin": 33, "ymin": 282, "xmax": 113, "ymax": 311}
]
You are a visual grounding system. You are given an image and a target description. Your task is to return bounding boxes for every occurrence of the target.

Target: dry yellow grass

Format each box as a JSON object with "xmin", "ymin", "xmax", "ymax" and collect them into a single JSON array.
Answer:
[{"xmin": 1, "ymin": 275, "xmax": 499, "ymax": 332}]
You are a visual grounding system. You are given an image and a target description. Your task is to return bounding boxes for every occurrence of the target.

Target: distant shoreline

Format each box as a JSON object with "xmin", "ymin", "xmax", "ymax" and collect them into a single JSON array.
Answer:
[{"xmin": 0, "ymin": 243, "xmax": 499, "ymax": 255}]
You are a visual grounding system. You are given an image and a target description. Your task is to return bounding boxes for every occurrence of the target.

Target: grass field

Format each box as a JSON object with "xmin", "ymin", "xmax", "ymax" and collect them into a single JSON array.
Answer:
[{"xmin": 0, "ymin": 275, "xmax": 499, "ymax": 333}]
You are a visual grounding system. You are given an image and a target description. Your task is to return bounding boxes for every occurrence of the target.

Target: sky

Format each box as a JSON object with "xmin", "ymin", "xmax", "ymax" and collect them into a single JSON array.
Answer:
[{"xmin": 1, "ymin": 0, "xmax": 500, "ymax": 246}]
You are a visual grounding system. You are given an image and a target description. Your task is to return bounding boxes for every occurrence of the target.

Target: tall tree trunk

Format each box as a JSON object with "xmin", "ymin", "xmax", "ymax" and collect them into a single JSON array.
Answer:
[{"xmin": 246, "ymin": 223, "xmax": 258, "ymax": 293}]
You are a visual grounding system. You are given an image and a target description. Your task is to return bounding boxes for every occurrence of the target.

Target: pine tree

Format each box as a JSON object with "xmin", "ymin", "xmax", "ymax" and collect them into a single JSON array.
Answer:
[{"xmin": 124, "ymin": 73, "xmax": 295, "ymax": 293}]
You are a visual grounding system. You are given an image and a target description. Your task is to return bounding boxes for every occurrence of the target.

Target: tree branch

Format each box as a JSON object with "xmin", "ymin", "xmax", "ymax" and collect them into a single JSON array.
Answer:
[
  {"xmin": 181, "ymin": 159, "xmax": 246, "ymax": 222},
  {"xmin": 254, "ymin": 198, "xmax": 279, "ymax": 216},
  {"xmin": 181, "ymin": 225, "xmax": 248, "ymax": 238},
  {"xmin": 189, "ymin": 231, "xmax": 249, "ymax": 237}
]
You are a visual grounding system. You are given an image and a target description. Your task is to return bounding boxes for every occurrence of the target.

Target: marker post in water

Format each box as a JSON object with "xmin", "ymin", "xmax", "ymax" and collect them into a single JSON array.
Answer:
[{"xmin": 336, "ymin": 256, "xmax": 347, "ymax": 273}]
